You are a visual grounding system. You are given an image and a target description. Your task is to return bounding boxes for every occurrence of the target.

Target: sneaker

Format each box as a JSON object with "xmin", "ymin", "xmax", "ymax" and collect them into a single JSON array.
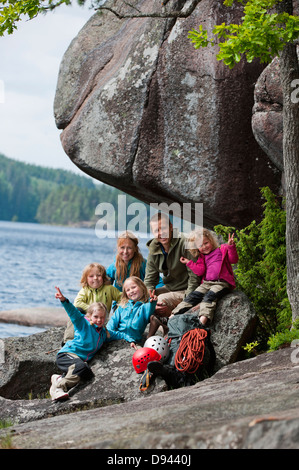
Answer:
[
  {"xmin": 49, "ymin": 374, "xmax": 61, "ymax": 397},
  {"xmin": 52, "ymin": 387, "xmax": 69, "ymax": 402},
  {"xmin": 49, "ymin": 374, "xmax": 69, "ymax": 402}
]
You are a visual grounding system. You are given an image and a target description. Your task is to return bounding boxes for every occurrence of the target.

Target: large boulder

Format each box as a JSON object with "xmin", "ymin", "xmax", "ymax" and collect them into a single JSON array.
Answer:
[
  {"xmin": 0, "ymin": 291, "xmax": 256, "ymax": 424},
  {"xmin": 210, "ymin": 291, "xmax": 257, "ymax": 370},
  {"xmin": 54, "ymin": 0, "xmax": 280, "ymax": 229}
]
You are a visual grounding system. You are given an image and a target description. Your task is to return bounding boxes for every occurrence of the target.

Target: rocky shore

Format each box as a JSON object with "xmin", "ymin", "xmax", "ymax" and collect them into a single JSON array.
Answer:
[
  {"xmin": 1, "ymin": 343, "xmax": 299, "ymax": 449},
  {"xmin": 1, "ymin": 293, "xmax": 299, "ymax": 449}
]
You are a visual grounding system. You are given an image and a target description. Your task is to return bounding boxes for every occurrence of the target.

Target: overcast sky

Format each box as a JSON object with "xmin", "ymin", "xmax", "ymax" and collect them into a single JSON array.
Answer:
[{"xmin": 0, "ymin": 3, "xmax": 94, "ymax": 174}]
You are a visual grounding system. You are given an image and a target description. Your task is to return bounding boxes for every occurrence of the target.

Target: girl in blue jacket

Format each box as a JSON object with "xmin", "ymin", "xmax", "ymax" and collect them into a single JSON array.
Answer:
[
  {"xmin": 50, "ymin": 287, "xmax": 125, "ymax": 402},
  {"xmin": 106, "ymin": 230, "xmax": 163, "ymax": 292},
  {"xmin": 106, "ymin": 276, "xmax": 158, "ymax": 350},
  {"xmin": 106, "ymin": 231, "xmax": 146, "ymax": 291}
]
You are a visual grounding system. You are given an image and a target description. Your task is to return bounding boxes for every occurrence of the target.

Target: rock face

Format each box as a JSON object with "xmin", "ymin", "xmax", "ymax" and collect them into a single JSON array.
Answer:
[
  {"xmin": 54, "ymin": 0, "xmax": 280, "ymax": 229},
  {"xmin": 252, "ymin": 46, "xmax": 299, "ymax": 178},
  {"xmin": 1, "ymin": 347, "xmax": 299, "ymax": 449},
  {"xmin": 2, "ymin": 294, "xmax": 299, "ymax": 449},
  {"xmin": 0, "ymin": 291, "xmax": 256, "ymax": 426},
  {"xmin": 0, "ymin": 307, "xmax": 67, "ymax": 327}
]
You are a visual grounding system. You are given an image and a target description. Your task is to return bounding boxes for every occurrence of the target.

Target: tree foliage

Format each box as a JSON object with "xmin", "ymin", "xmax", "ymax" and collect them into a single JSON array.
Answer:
[
  {"xmin": 0, "ymin": 0, "xmax": 72, "ymax": 35},
  {"xmin": 188, "ymin": 0, "xmax": 299, "ymax": 68},
  {"xmin": 214, "ymin": 187, "xmax": 291, "ymax": 347},
  {"xmin": 0, "ymin": 153, "xmax": 137, "ymax": 225}
]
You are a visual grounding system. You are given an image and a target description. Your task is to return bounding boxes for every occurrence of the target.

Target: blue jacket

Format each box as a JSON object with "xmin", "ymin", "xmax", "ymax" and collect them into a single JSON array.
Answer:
[
  {"xmin": 107, "ymin": 258, "xmax": 163, "ymax": 291},
  {"xmin": 58, "ymin": 300, "xmax": 125, "ymax": 361},
  {"xmin": 106, "ymin": 258, "xmax": 147, "ymax": 291},
  {"xmin": 106, "ymin": 298, "xmax": 157, "ymax": 343}
]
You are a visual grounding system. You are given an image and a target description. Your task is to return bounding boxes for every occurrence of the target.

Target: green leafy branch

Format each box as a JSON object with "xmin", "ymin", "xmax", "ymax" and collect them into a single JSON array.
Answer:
[
  {"xmin": 0, "ymin": 0, "xmax": 71, "ymax": 35},
  {"xmin": 188, "ymin": 0, "xmax": 299, "ymax": 68},
  {"xmin": 214, "ymin": 187, "xmax": 291, "ymax": 346}
]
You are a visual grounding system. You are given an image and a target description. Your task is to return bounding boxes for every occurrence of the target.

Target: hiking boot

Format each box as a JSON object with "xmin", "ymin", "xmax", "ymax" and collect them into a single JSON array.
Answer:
[
  {"xmin": 49, "ymin": 374, "xmax": 69, "ymax": 402},
  {"xmin": 148, "ymin": 361, "xmax": 188, "ymax": 389},
  {"xmin": 147, "ymin": 361, "xmax": 170, "ymax": 379}
]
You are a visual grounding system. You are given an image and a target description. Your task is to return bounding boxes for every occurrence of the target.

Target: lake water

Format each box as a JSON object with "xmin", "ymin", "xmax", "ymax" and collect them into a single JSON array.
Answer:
[{"xmin": 0, "ymin": 221, "xmax": 151, "ymax": 338}]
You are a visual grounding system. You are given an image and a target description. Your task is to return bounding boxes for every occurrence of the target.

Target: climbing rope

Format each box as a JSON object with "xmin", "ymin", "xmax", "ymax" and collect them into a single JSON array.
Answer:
[{"xmin": 174, "ymin": 328, "xmax": 208, "ymax": 374}]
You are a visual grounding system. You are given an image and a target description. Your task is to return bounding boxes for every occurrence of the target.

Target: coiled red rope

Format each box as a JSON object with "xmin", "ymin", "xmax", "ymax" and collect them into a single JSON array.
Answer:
[{"xmin": 175, "ymin": 328, "xmax": 207, "ymax": 374}]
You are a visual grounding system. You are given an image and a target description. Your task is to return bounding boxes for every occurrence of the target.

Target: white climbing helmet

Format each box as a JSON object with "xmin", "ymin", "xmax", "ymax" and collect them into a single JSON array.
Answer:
[{"xmin": 144, "ymin": 335, "xmax": 170, "ymax": 362}]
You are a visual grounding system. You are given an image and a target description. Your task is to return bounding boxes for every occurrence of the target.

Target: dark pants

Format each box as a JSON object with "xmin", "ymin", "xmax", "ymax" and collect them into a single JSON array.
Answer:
[{"xmin": 56, "ymin": 352, "xmax": 93, "ymax": 391}]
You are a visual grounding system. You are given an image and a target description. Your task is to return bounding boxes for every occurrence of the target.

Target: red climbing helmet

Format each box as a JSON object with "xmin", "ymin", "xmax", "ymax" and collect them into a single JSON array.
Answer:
[{"xmin": 132, "ymin": 347, "xmax": 162, "ymax": 373}]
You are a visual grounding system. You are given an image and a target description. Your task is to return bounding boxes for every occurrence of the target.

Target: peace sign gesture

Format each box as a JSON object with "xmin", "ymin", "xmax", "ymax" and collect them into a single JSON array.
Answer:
[
  {"xmin": 149, "ymin": 289, "xmax": 158, "ymax": 302},
  {"xmin": 227, "ymin": 233, "xmax": 235, "ymax": 245}
]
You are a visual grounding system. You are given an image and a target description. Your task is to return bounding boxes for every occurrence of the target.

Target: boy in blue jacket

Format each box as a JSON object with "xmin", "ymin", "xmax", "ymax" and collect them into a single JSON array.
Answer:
[{"xmin": 50, "ymin": 286, "xmax": 125, "ymax": 402}]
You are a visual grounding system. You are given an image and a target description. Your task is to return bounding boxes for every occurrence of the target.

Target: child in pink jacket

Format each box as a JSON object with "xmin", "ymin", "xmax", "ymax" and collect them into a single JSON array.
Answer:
[{"xmin": 171, "ymin": 229, "xmax": 238, "ymax": 325}]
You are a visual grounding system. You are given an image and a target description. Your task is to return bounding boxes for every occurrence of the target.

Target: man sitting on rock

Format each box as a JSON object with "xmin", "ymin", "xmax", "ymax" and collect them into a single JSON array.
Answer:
[{"xmin": 144, "ymin": 212, "xmax": 200, "ymax": 334}]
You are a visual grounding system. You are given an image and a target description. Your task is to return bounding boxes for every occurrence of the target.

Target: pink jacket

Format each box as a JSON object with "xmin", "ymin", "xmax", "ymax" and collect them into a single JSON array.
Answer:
[{"xmin": 186, "ymin": 244, "xmax": 238, "ymax": 289}]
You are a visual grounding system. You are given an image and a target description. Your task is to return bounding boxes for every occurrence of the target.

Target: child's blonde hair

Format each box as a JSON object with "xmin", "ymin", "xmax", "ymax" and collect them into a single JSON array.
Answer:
[
  {"xmin": 86, "ymin": 302, "xmax": 108, "ymax": 317},
  {"xmin": 120, "ymin": 276, "xmax": 149, "ymax": 306},
  {"xmin": 86, "ymin": 302, "xmax": 108, "ymax": 325},
  {"xmin": 115, "ymin": 231, "xmax": 144, "ymax": 287},
  {"xmin": 186, "ymin": 228, "xmax": 219, "ymax": 257},
  {"xmin": 80, "ymin": 263, "xmax": 110, "ymax": 287}
]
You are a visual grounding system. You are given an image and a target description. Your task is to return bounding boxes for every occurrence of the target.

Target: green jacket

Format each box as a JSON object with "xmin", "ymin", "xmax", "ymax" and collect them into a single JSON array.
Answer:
[
  {"xmin": 144, "ymin": 234, "xmax": 200, "ymax": 297},
  {"xmin": 74, "ymin": 285, "xmax": 122, "ymax": 312}
]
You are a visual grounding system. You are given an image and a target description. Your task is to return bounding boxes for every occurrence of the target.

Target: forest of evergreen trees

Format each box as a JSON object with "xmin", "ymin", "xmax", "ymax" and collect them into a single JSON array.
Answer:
[{"xmin": 0, "ymin": 153, "xmax": 138, "ymax": 226}]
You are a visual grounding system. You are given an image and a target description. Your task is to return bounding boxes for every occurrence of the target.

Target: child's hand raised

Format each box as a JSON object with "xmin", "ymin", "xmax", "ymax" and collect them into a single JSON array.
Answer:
[
  {"xmin": 55, "ymin": 286, "xmax": 66, "ymax": 302},
  {"xmin": 180, "ymin": 256, "xmax": 190, "ymax": 264},
  {"xmin": 149, "ymin": 289, "xmax": 157, "ymax": 302},
  {"xmin": 228, "ymin": 233, "xmax": 235, "ymax": 245}
]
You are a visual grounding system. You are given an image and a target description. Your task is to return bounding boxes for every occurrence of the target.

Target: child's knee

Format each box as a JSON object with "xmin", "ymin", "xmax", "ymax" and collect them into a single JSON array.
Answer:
[
  {"xmin": 185, "ymin": 290, "xmax": 205, "ymax": 305},
  {"xmin": 203, "ymin": 290, "xmax": 218, "ymax": 303},
  {"xmin": 203, "ymin": 287, "xmax": 230, "ymax": 303}
]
